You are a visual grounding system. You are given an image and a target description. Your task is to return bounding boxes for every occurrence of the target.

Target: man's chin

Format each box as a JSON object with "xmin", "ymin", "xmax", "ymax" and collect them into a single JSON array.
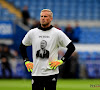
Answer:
[{"xmin": 42, "ymin": 23, "xmax": 49, "ymax": 27}]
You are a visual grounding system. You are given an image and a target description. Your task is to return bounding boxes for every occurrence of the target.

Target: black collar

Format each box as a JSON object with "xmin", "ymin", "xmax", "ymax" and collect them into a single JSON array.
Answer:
[{"xmin": 38, "ymin": 24, "xmax": 53, "ymax": 31}]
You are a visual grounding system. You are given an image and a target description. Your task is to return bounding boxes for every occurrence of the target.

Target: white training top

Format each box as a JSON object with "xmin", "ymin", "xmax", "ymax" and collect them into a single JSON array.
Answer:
[{"xmin": 22, "ymin": 26, "xmax": 71, "ymax": 76}]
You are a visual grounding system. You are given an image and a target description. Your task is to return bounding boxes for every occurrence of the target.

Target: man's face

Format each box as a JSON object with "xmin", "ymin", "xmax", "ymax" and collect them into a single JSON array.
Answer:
[
  {"xmin": 40, "ymin": 11, "xmax": 53, "ymax": 26},
  {"xmin": 41, "ymin": 41, "xmax": 46, "ymax": 49}
]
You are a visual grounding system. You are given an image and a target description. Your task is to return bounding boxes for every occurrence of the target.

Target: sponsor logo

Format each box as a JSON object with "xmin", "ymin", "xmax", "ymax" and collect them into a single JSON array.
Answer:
[
  {"xmin": 32, "ymin": 79, "xmax": 34, "ymax": 84},
  {"xmin": 52, "ymin": 78, "xmax": 56, "ymax": 81},
  {"xmin": 90, "ymin": 84, "xmax": 100, "ymax": 88}
]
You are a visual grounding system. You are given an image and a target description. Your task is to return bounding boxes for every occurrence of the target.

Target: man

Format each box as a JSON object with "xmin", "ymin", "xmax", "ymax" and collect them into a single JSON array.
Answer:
[
  {"xmin": 36, "ymin": 40, "xmax": 49, "ymax": 58},
  {"xmin": 64, "ymin": 24, "xmax": 74, "ymax": 41},
  {"xmin": 73, "ymin": 23, "xmax": 81, "ymax": 43},
  {"xmin": 1, "ymin": 55, "xmax": 12, "ymax": 78},
  {"xmin": 20, "ymin": 9, "xmax": 75, "ymax": 90},
  {"xmin": 22, "ymin": 6, "xmax": 30, "ymax": 26}
]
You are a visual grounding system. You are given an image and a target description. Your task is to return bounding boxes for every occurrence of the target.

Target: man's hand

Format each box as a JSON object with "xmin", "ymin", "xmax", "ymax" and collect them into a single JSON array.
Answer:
[
  {"xmin": 49, "ymin": 60, "xmax": 63, "ymax": 69},
  {"xmin": 25, "ymin": 61, "xmax": 33, "ymax": 72}
]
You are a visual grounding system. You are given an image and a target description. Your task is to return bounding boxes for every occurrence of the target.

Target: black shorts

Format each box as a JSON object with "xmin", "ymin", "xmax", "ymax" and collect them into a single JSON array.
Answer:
[{"xmin": 32, "ymin": 74, "xmax": 58, "ymax": 90}]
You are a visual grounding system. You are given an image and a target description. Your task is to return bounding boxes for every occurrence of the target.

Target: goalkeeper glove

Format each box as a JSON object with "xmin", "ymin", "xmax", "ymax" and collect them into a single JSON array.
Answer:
[
  {"xmin": 49, "ymin": 60, "xmax": 63, "ymax": 69},
  {"xmin": 25, "ymin": 61, "xmax": 33, "ymax": 72}
]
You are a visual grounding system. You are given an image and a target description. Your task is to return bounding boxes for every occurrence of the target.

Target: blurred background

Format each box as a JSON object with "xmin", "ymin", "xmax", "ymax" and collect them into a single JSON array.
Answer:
[{"xmin": 0, "ymin": 0, "xmax": 100, "ymax": 89}]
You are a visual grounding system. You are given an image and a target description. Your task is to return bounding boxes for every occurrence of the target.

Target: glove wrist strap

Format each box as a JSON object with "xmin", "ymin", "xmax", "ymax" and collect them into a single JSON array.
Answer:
[
  {"xmin": 24, "ymin": 58, "xmax": 29, "ymax": 62},
  {"xmin": 61, "ymin": 57, "xmax": 65, "ymax": 62}
]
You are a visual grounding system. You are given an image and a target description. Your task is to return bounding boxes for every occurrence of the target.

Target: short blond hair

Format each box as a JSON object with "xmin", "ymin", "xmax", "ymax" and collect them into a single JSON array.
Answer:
[{"xmin": 40, "ymin": 9, "xmax": 53, "ymax": 17}]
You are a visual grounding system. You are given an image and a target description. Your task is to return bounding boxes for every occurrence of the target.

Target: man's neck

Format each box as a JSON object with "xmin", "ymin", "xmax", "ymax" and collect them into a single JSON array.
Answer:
[
  {"xmin": 41, "ymin": 24, "xmax": 51, "ymax": 28},
  {"xmin": 38, "ymin": 24, "xmax": 53, "ymax": 31}
]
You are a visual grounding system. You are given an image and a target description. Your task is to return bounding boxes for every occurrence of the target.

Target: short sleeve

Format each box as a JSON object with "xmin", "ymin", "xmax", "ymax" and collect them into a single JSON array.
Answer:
[
  {"xmin": 22, "ymin": 31, "xmax": 32, "ymax": 46},
  {"xmin": 58, "ymin": 30, "xmax": 71, "ymax": 48}
]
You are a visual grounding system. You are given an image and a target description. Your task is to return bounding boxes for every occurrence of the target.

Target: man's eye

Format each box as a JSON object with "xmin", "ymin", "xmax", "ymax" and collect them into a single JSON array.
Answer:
[{"xmin": 41, "ymin": 16, "xmax": 47, "ymax": 17}]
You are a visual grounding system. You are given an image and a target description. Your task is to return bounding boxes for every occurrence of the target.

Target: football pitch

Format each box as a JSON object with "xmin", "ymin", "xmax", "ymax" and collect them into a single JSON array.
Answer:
[{"xmin": 0, "ymin": 79, "xmax": 100, "ymax": 90}]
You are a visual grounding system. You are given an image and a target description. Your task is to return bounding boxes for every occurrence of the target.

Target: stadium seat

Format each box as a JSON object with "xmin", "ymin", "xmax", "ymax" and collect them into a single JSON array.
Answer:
[{"xmin": 6, "ymin": 0, "xmax": 100, "ymax": 20}]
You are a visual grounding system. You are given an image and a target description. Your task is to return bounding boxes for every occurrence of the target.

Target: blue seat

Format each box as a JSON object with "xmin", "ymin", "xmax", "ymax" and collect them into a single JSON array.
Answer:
[
  {"xmin": 1, "ymin": 8, "xmax": 10, "ymax": 20},
  {"xmin": 6, "ymin": 0, "xmax": 14, "ymax": 3},
  {"xmin": 14, "ymin": 1, "xmax": 21, "ymax": 8},
  {"xmin": 9, "ymin": 14, "xmax": 16, "ymax": 21}
]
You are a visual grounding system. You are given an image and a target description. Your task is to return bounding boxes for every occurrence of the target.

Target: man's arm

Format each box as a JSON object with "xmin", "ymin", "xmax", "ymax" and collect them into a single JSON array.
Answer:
[
  {"xmin": 19, "ymin": 43, "xmax": 33, "ymax": 72},
  {"xmin": 19, "ymin": 43, "xmax": 29, "ymax": 62},
  {"xmin": 49, "ymin": 42, "xmax": 75, "ymax": 69},
  {"xmin": 61, "ymin": 42, "xmax": 75, "ymax": 62}
]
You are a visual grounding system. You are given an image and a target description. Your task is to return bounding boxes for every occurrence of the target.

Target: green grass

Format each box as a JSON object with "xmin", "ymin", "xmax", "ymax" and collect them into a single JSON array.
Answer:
[{"xmin": 0, "ymin": 79, "xmax": 100, "ymax": 90}]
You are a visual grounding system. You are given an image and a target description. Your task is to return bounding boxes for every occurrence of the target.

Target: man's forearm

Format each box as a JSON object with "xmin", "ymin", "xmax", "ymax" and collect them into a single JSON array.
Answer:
[
  {"xmin": 61, "ymin": 42, "xmax": 75, "ymax": 62},
  {"xmin": 19, "ymin": 43, "xmax": 29, "ymax": 62}
]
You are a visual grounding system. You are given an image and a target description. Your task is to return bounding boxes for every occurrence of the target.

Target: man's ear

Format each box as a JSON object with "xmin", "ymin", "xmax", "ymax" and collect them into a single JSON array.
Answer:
[{"xmin": 50, "ymin": 17, "xmax": 53, "ymax": 22}]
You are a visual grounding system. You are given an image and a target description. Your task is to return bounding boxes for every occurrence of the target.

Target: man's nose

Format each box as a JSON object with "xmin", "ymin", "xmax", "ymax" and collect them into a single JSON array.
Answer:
[{"xmin": 42, "ymin": 16, "xmax": 45, "ymax": 19}]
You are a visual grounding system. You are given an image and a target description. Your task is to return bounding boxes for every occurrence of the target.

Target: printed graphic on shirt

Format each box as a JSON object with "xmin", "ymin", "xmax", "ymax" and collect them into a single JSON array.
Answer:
[
  {"xmin": 36, "ymin": 40, "xmax": 49, "ymax": 59},
  {"xmin": 32, "ymin": 79, "xmax": 34, "ymax": 84}
]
